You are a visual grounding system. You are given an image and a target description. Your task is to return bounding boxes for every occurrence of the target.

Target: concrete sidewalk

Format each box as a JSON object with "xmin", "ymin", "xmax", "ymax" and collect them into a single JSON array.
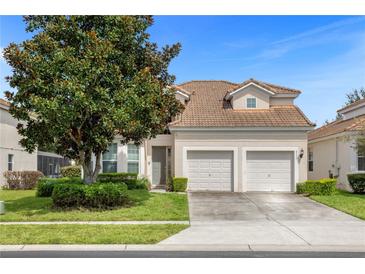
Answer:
[
  {"xmin": 0, "ymin": 221, "xmax": 189, "ymax": 225},
  {"xmin": 1, "ymin": 244, "xmax": 365, "ymax": 252}
]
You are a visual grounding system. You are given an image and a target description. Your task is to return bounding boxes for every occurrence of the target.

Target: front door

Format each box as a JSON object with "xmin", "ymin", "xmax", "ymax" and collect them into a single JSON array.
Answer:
[{"xmin": 152, "ymin": 146, "xmax": 167, "ymax": 185}]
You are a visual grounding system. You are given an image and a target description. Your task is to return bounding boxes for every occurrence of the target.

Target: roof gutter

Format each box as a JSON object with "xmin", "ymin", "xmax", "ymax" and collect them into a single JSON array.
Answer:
[{"xmin": 169, "ymin": 126, "xmax": 315, "ymax": 132}]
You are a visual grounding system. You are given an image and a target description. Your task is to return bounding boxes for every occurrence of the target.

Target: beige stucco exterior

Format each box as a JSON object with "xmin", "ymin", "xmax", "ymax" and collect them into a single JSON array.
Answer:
[
  {"xmin": 231, "ymin": 85, "xmax": 270, "ymax": 109},
  {"xmin": 308, "ymin": 133, "xmax": 357, "ymax": 190},
  {"xmin": 0, "ymin": 107, "xmax": 37, "ymax": 185},
  {"xmin": 172, "ymin": 130, "xmax": 308, "ymax": 192}
]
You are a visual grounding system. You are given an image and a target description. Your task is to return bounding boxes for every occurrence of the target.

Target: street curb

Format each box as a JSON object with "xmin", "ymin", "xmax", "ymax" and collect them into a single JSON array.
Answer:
[{"xmin": 1, "ymin": 244, "xmax": 365, "ymax": 252}]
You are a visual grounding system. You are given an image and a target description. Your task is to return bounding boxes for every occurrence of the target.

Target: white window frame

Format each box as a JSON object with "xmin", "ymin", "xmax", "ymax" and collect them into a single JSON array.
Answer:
[
  {"xmin": 102, "ymin": 143, "xmax": 118, "ymax": 173},
  {"xmin": 357, "ymin": 151, "xmax": 365, "ymax": 171},
  {"xmin": 127, "ymin": 144, "xmax": 140, "ymax": 174},
  {"xmin": 308, "ymin": 151, "xmax": 314, "ymax": 172},
  {"xmin": 246, "ymin": 97, "xmax": 257, "ymax": 108},
  {"xmin": 8, "ymin": 154, "xmax": 14, "ymax": 171}
]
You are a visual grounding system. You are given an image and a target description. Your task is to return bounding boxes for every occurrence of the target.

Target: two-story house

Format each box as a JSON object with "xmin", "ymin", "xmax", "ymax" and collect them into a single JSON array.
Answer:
[{"xmin": 102, "ymin": 79, "xmax": 314, "ymax": 192}]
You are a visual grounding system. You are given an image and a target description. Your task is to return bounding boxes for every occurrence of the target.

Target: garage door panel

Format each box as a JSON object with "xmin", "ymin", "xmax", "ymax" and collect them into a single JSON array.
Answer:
[
  {"xmin": 187, "ymin": 151, "xmax": 233, "ymax": 192},
  {"xmin": 247, "ymin": 151, "xmax": 293, "ymax": 192}
]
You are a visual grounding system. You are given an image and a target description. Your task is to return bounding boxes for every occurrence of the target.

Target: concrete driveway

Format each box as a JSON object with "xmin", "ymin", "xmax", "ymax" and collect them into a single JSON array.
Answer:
[{"xmin": 160, "ymin": 192, "xmax": 365, "ymax": 247}]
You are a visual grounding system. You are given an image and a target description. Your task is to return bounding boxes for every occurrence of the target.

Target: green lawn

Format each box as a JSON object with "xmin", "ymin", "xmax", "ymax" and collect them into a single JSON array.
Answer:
[
  {"xmin": 0, "ymin": 189, "xmax": 189, "ymax": 222},
  {"xmin": 310, "ymin": 190, "xmax": 365, "ymax": 220},
  {"xmin": 0, "ymin": 224, "xmax": 188, "ymax": 244}
]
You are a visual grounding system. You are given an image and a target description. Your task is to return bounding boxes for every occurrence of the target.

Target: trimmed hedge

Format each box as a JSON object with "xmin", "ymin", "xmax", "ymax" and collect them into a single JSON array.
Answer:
[
  {"xmin": 60, "ymin": 165, "xmax": 81, "ymax": 178},
  {"xmin": 52, "ymin": 182, "xmax": 129, "ymax": 208},
  {"xmin": 52, "ymin": 183, "xmax": 86, "ymax": 208},
  {"xmin": 3, "ymin": 171, "xmax": 44, "ymax": 190},
  {"xmin": 347, "ymin": 173, "xmax": 365, "ymax": 194},
  {"xmin": 84, "ymin": 183, "xmax": 128, "ymax": 208},
  {"xmin": 97, "ymin": 172, "xmax": 141, "ymax": 189},
  {"xmin": 172, "ymin": 177, "xmax": 188, "ymax": 192},
  {"xmin": 36, "ymin": 177, "xmax": 83, "ymax": 197},
  {"xmin": 296, "ymin": 178, "xmax": 337, "ymax": 196},
  {"xmin": 296, "ymin": 182, "xmax": 306, "ymax": 194}
]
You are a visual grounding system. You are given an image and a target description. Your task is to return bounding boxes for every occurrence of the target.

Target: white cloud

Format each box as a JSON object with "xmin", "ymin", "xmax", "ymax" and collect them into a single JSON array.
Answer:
[{"xmin": 271, "ymin": 16, "xmax": 365, "ymax": 45}]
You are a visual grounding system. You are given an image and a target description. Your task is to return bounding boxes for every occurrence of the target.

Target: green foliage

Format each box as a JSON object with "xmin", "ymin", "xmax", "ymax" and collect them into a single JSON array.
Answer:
[
  {"xmin": 347, "ymin": 173, "xmax": 365, "ymax": 194},
  {"xmin": 172, "ymin": 177, "xmax": 188, "ymax": 192},
  {"xmin": 60, "ymin": 166, "xmax": 81, "ymax": 178},
  {"xmin": 51, "ymin": 182, "xmax": 130, "ymax": 208},
  {"xmin": 3, "ymin": 171, "xmax": 44, "ymax": 190},
  {"xmin": 97, "ymin": 172, "xmax": 141, "ymax": 189},
  {"xmin": 135, "ymin": 177, "xmax": 150, "ymax": 190},
  {"xmin": 52, "ymin": 184, "xmax": 86, "ymax": 208},
  {"xmin": 84, "ymin": 183, "xmax": 128, "ymax": 209},
  {"xmin": 3, "ymin": 16, "xmax": 183, "ymax": 183},
  {"xmin": 36, "ymin": 177, "xmax": 83, "ymax": 197},
  {"xmin": 296, "ymin": 182, "xmax": 306, "ymax": 194},
  {"xmin": 296, "ymin": 178, "xmax": 337, "ymax": 196},
  {"xmin": 345, "ymin": 87, "xmax": 365, "ymax": 105}
]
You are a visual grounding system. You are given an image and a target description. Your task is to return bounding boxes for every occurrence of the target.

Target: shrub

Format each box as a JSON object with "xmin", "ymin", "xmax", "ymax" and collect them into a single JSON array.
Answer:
[
  {"xmin": 166, "ymin": 177, "xmax": 173, "ymax": 192},
  {"xmin": 347, "ymin": 173, "xmax": 365, "ymax": 194},
  {"xmin": 135, "ymin": 177, "xmax": 150, "ymax": 190},
  {"xmin": 52, "ymin": 183, "xmax": 86, "ymax": 208},
  {"xmin": 84, "ymin": 183, "xmax": 128, "ymax": 208},
  {"xmin": 97, "ymin": 172, "xmax": 138, "ymax": 189},
  {"xmin": 296, "ymin": 182, "xmax": 306, "ymax": 194},
  {"xmin": 3, "ymin": 171, "xmax": 44, "ymax": 190},
  {"xmin": 60, "ymin": 165, "xmax": 81, "ymax": 178},
  {"xmin": 172, "ymin": 177, "xmax": 188, "ymax": 192},
  {"xmin": 51, "ymin": 182, "xmax": 131, "ymax": 208},
  {"xmin": 296, "ymin": 178, "xmax": 337, "ymax": 196},
  {"xmin": 36, "ymin": 177, "xmax": 83, "ymax": 197}
]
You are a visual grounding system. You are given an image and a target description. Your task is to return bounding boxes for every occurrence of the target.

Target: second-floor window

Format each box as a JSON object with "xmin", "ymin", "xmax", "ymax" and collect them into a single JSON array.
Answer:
[
  {"xmin": 102, "ymin": 143, "xmax": 117, "ymax": 173},
  {"xmin": 247, "ymin": 98, "xmax": 256, "ymax": 108}
]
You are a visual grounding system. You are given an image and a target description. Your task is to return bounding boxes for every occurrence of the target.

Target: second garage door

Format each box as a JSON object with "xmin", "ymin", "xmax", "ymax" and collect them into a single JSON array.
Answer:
[
  {"xmin": 246, "ymin": 151, "xmax": 293, "ymax": 192},
  {"xmin": 187, "ymin": 151, "xmax": 233, "ymax": 191}
]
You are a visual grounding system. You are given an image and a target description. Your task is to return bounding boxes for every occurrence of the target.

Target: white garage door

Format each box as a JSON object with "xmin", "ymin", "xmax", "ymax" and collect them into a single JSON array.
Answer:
[
  {"xmin": 187, "ymin": 151, "xmax": 233, "ymax": 191},
  {"xmin": 247, "ymin": 151, "xmax": 293, "ymax": 192}
]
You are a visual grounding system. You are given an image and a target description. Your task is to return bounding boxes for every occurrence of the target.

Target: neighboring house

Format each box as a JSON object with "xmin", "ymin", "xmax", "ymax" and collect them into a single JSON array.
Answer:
[
  {"xmin": 308, "ymin": 98, "xmax": 365, "ymax": 190},
  {"xmin": 0, "ymin": 98, "xmax": 37, "ymax": 185},
  {"xmin": 101, "ymin": 79, "xmax": 314, "ymax": 192},
  {"xmin": 0, "ymin": 99, "xmax": 69, "ymax": 185}
]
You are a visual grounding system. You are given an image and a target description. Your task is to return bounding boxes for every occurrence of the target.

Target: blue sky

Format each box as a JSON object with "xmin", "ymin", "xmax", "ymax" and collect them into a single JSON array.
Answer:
[{"xmin": 1, "ymin": 16, "xmax": 365, "ymax": 126}]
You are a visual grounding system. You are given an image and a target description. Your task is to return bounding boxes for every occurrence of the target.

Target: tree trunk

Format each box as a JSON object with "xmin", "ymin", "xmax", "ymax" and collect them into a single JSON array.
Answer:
[
  {"xmin": 80, "ymin": 150, "xmax": 93, "ymax": 184},
  {"xmin": 80, "ymin": 150, "xmax": 102, "ymax": 184}
]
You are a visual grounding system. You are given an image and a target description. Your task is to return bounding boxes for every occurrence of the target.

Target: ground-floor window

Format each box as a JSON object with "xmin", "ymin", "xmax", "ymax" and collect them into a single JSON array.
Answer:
[
  {"xmin": 102, "ymin": 143, "xmax": 118, "ymax": 173},
  {"xmin": 308, "ymin": 151, "xmax": 313, "ymax": 172},
  {"xmin": 8, "ymin": 154, "xmax": 14, "ymax": 171},
  {"xmin": 358, "ymin": 152, "xmax": 365, "ymax": 171},
  {"xmin": 127, "ymin": 144, "xmax": 139, "ymax": 173}
]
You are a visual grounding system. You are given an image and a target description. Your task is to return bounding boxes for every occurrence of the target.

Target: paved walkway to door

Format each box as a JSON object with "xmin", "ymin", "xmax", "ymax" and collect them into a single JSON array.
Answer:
[{"xmin": 160, "ymin": 192, "xmax": 365, "ymax": 246}]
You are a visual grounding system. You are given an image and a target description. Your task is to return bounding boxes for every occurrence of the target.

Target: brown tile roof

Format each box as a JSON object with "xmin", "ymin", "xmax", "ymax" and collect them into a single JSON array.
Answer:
[
  {"xmin": 0, "ymin": 98, "xmax": 10, "ymax": 107},
  {"xmin": 170, "ymin": 80, "xmax": 313, "ymax": 128},
  {"xmin": 337, "ymin": 98, "xmax": 365, "ymax": 113},
  {"xmin": 226, "ymin": 78, "xmax": 301, "ymax": 96},
  {"xmin": 308, "ymin": 115, "xmax": 365, "ymax": 141}
]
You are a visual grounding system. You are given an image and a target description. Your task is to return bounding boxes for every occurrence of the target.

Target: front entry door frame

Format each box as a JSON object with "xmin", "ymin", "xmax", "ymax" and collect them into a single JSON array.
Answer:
[{"xmin": 152, "ymin": 146, "xmax": 171, "ymax": 185}]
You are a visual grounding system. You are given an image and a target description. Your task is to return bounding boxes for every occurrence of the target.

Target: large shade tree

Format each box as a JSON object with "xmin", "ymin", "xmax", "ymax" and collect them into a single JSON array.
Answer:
[{"xmin": 3, "ymin": 16, "xmax": 183, "ymax": 183}]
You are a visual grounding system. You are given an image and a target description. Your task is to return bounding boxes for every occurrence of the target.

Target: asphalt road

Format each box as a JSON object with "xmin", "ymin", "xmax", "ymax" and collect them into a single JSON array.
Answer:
[{"xmin": 1, "ymin": 250, "xmax": 365, "ymax": 258}]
